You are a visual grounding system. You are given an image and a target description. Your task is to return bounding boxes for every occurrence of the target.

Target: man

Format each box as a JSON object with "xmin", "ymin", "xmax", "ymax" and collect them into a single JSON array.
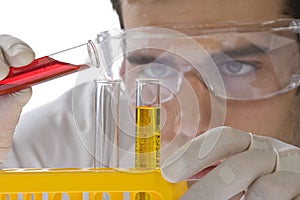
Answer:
[
  {"xmin": 1, "ymin": 0, "xmax": 300, "ymax": 199},
  {"xmin": 112, "ymin": 1, "xmax": 300, "ymax": 199}
]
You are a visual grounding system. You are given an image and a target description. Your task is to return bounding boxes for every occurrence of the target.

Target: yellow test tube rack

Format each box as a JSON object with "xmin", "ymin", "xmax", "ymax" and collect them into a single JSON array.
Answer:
[{"xmin": 0, "ymin": 168, "xmax": 187, "ymax": 200}]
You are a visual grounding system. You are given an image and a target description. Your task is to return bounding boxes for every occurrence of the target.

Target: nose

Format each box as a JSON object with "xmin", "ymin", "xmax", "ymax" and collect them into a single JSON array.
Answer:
[
  {"xmin": 178, "ymin": 70, "xmax": 212, "ymax": 136},
  {"xmin": 160, "ymin": 70, "xmax": 213, "ymax": 146},
  {"xmin": 160, "ymin": 69, "xmax": 221, "ymax": 163}
]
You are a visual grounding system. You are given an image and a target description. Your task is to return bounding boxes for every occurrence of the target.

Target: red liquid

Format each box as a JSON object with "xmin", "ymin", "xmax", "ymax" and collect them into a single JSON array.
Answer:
[{"xmin": 0, "ymin": 56, "xmax": 89, "ymax": 95}]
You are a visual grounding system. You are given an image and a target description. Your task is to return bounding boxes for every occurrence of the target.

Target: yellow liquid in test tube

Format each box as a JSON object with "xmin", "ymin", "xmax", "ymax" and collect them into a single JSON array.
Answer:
[
  {"xmin": 135, "ymin": 79, "xmax": 161, "ymax": 200},
  {"xmin": 135, "ymin": 106, "xmax": 160, "ymax": 169}
]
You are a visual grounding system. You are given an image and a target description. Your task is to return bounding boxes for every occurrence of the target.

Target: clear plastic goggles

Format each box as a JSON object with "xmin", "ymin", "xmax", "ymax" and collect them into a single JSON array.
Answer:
[{"xmin": 96, "ymin": 19, "xmax": 300, "ymax": 101}]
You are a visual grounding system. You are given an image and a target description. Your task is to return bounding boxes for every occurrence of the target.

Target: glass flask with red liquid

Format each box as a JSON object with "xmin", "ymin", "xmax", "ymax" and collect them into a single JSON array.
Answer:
[{"xmin": 0, "ymin": 40, "xmax": 100, "ymax": 95}]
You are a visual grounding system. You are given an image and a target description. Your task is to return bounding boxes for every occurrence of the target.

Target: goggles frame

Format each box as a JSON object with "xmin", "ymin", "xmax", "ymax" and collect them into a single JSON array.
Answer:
[{"xmin": 96, "ymin": 18, "xmax": 300, "ymax": 101}]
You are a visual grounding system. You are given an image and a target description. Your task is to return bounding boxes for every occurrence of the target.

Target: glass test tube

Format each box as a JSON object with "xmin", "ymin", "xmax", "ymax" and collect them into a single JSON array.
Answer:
[
  {"xmin": 94, "ymin": 80, "xmax": 120, "ymax": 168},
  {"xmin": 0, "ymin": 41, "xmax": 100, "ymax": 96},
  {"xmin": 135, "ymin": 79, "xmax": 161, "ymax": 170}
]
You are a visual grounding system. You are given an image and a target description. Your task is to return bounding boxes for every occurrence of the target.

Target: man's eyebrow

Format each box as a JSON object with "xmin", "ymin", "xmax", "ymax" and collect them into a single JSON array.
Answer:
[
  {"xmin": 211, "ymin": 43, "xmax": 269, "ymax": 59},
  {"xmin": 126, "ymin": 53, "xmax": 156, "ymax": 63}
]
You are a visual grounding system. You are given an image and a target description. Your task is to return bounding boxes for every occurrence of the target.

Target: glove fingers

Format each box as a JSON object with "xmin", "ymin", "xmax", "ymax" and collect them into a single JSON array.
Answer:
[
  {"xmin": 0, "ymin": 87, "xmax": 32, "ymax": 134},
  {"xmin": 276, "ymin": 148, "xmax": 300, "ymax": 173},
  {"xmin": 180, "ymin": 149, "xmax": 277, "ymax": 200},
  {"xmin": 246, "ymin": 171, "xmax": 300, "ymax": 200},
  {"xmin": 0, "ymin": 34, "xmax": 35, "ymax": 67},
  {"xmin": 0, "ymin": 49, "xmax": 9, "ymax": 80},
  {"xmin": 161, "ymin": 126, "xmax": 251, "ymax": 182},
  {"xmin": 7, "ymin": 87, "xmax": 32, "ymax": 105},
  {"xmin": 0, "ymin": 35, "xmax": 34, "ymax": 162},
  {"xmin": 0, "ymin": 88, "xmax": 32, "ymax": 162}
]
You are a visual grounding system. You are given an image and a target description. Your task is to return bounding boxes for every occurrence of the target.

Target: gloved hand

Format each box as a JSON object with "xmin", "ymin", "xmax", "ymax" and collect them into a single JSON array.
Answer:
[
  {"xmin": 161, "ymin": 126, "xmax": 300, "ymax": 200},
  {"xmin": 0, "ymin": 34, "xmax": 34, "ymax": 163}
]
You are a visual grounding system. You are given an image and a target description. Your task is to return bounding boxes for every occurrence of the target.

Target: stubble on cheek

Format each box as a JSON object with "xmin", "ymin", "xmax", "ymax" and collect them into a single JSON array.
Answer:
[
  {"xmin": 224, "ymin": 92, "xmax": 300, "ymax": 147},
  {"xmin": 267, "ymin": 93, "xmax": 300, "ymax": 147},
  {"xmin": 286, "ymin": 95, "xmax": 300, "ymax": 147}
]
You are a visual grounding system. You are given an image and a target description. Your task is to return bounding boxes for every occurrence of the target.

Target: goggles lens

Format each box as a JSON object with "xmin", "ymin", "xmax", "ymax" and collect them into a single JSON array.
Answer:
[{"xmin": 96, "ymin": 19, "xmax": 300, "ymax": 101}]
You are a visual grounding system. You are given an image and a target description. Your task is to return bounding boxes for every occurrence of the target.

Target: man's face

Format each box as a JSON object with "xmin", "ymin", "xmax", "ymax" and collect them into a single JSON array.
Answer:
[{"xmin": 120, "ymin": 0, "xmax": 300, "ymax": 150}]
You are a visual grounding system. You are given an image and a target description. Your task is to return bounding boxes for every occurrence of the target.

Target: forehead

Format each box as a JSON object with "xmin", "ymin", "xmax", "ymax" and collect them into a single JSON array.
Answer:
[{"xmin": 122, "ymin": 0, "xmax": 285, "ymax": 28}]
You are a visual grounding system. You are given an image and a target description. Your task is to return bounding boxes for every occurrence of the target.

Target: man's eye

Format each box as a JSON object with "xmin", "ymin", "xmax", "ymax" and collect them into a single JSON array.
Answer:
[
  {"xmin": 126, "ymin": 54, "xmax": 177, "ymax": 79},
  {"xmin": 143, "ymin": 64, "xmax": 175, "ymax": 79},
  {"xmin": 218, "ymin": 60, "xmax": 258, "ymax": 76}
]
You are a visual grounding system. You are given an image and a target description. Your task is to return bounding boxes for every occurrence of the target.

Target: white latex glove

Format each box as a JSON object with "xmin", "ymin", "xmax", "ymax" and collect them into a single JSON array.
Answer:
[
  {"xmin": 0, "ymin": 34, "xmax": 34, "ymax": 162},
  {"xmin": 161, "ymin": 126, "xmax": 300, "ymax": 200}
]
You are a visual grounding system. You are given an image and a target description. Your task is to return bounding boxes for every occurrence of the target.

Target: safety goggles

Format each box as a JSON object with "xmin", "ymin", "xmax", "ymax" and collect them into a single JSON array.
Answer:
[{"xmin": 96, "ymin": 19, "xmax": 300, "ymax": 101}]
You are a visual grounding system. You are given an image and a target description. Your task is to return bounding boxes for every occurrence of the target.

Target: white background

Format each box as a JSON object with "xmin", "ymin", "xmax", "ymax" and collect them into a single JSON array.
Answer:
[{"xmin": 1, "ymin": 0, "xmax": 120, "ymax": 112}]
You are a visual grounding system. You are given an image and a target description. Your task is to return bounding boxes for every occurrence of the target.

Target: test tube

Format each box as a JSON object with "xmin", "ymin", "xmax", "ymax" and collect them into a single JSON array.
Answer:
[
  {"xmin": 135, "ymin": 79, "xmax": 161, "ymax": 200},
  {"xmin": 94, "ymin": 79, "xmax": 120, "ymax": 168},
  {"xmin": 135, "ymin": 79, "xmax": 161, "ymax": 170},
  {"xmin": 0, "ymin": 40, "xmax": 100, "ymax": 95}
]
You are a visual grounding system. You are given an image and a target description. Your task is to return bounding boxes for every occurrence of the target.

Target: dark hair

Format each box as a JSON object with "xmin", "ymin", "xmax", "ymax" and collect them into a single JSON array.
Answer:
[
  {"xmin": 284, "ymin": 0, "xmax": 300, "ymax": 19},
  {"xmin": 111, "ymin": 0, "xmax": 124, "ymax": 28},
  {"xmin": 111, "ymin": 0, "xmax": 300, "ymax": 28}
]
